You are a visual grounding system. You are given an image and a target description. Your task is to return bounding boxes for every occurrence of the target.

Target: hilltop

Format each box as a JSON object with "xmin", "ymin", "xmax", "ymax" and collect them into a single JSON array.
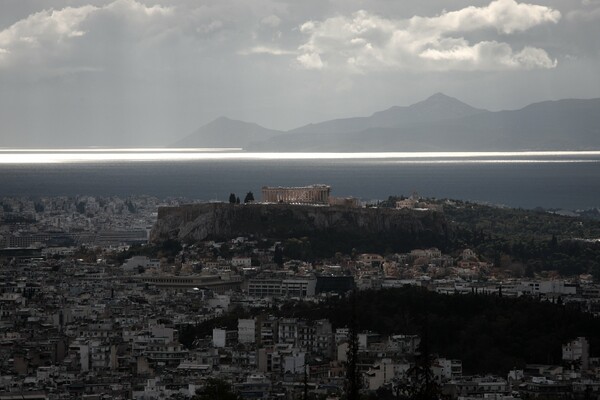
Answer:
[
  {"xmin": 150, "ymin": 202, "xmax": 450, "ymax": 256},
  {"xmin": 172, "ymin": 116, "xmax": 280, "ymax": 149}
]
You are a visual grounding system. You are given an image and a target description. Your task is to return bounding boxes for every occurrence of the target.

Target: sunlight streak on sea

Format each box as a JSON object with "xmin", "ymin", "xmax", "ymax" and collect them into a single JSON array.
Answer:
[{"xmin": 1, "ymin": 150, "xmax": 600, "ymax": 164}]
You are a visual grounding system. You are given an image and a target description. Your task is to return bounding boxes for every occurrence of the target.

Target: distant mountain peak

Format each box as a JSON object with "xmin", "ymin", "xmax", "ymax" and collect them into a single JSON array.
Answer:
[
  {"xmin": 406, "ymin": 92, "xmax": 484, "ymax": 117},
  {"xmin": 209, "ymin": 116, "xmax": 245, "ymax": 125},
  {"xmin": 174, "ymin": 95, "xmax": 600, "ymax": 151},
  {"xmin": 425, "ymin": 92, "xmax": 455, "ymax": 101},
  {"xmin": 366, "ymin": 93, "xmax": 484, "ymax": 127},
  {"xmin": 205, "ymin": 116, "xmax": 267, "ymax": 130},
  {"xmin": 417, "ymin": 92, "xmax": 469, "ymax": 106},
  {"xmin": 213, "ymin": 116, "xmax": 232, "ymax": 122},
  {"xmin": 172, "ymin": 116, "xmax": 281, "ymax": 148}
]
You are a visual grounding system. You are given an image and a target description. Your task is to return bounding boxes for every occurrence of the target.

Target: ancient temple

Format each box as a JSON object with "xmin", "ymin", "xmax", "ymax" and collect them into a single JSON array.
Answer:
[{"xmin": 261, "ymin": 185, "xmax": 331, "ymax": 205}]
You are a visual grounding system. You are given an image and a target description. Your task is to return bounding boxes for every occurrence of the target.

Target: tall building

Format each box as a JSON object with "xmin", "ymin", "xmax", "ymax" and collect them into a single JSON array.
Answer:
[
  {"xmin": 238, "ymin": 319, "xmax": 256, "ymax": 344},
  {"xmin": 562, "ymin": 337, "xmax": 590, "ymax": 370}
]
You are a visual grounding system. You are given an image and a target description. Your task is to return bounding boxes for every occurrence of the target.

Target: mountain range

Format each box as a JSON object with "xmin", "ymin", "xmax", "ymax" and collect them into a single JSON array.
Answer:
[{"xmin": 174, "ymin": 93, "xmax": 600, "ymax": 151}]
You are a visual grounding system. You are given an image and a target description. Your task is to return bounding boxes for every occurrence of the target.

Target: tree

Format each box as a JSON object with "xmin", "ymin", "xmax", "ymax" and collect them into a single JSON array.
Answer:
[
  {"xmin": 397, "ymin": 306, "xmax": 439, "ymax": 400},
  {"xmin": 405, "ymin": 338, "xmax": 438, "ymax": 400},
  {"xmin": 244, "ymin": 191, "xmax": 255, "ymax": 203},
  {"xmin": 274, "ymin": 244, "xmax": 284, "ymax": 267},
  {"xmin": 283, "ymin": 238, "xmax": 313, "ymax": 261},
  {"xmin": 548, "ymin": 234, "xmax": 558, "ymax": 250},
  {"xmin": 219, "ymin": 243, "xmax": 232, "ymax": 259},
  {"xmin": 345, "ymin": 290, "xmax": 361, "ymax": 400},
  {"xmin": 34, "ymin": 202, "xmax": 44, "ymax": 213},
  {"xmin": 592, "ymin": 263, "xmax": 600, "ymax": 283},
  {"xmin": 158, "ymin": 239, "xmax": 182, "ymax": 262},
  {"xmin": 229, "ymin": 193, "xmax": 236, "ymax": 204},
  {"xmin": 125, "ymin": 199, "xmax": 137, "ymax": 213},
  {"xmin": 236, "ymin": 196, "xmax": 241, "ymax": 204},
  {"xmin": 193, "ymin": 378, "xmax": 240, "ymax": 400}
]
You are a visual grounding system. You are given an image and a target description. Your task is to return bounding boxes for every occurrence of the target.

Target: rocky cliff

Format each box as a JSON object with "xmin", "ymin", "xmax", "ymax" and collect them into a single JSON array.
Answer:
[{"xmin": 150, "ymin": 203, "xmax": 450, "ymax": 251}]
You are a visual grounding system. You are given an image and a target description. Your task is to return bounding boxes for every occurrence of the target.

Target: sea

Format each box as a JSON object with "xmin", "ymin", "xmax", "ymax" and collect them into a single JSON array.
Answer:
[{"xmin": 1, "ymin": 149, "xmax": 600, "ymax": 210}]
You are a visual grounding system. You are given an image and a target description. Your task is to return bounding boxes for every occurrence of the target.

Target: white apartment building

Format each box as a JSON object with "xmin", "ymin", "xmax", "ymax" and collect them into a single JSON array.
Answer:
[{"xmin": 563, "ymin": 337, "xmax": 590, "ymax": 370}]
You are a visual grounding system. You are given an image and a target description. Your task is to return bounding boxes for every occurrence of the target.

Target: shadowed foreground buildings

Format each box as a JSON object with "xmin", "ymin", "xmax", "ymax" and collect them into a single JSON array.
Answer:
[
  {"xmin": 3, "ymin": 195, "xmax": 600, "ymax": 399},
  {"xmin": 2, "ymin": 234, "xmax": 600, "ymax": 399}
]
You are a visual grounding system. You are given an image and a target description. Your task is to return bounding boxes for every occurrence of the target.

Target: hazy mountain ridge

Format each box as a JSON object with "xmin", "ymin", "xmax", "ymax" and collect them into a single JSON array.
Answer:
[
  {"xmin": 174, "ymin": 94, "xmax": 600, "ymax": 151},
  {"xmin": 172, "ymin": 116, "xmax": 282, "ymax": 149},
  {"xmin": 287, "ymin": 92, "xmax": 486, "ymax": 135}
]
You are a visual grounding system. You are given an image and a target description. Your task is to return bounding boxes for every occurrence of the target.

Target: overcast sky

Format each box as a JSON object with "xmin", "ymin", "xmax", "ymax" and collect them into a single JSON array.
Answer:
[{"xmin": 1, "ymin": 0, "xmax": 599, "ymax": 146}]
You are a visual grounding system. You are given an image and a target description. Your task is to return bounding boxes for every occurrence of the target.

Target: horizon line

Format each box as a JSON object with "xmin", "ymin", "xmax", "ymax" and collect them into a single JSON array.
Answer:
[{"xmin": 1, "ymin": 150, "xmax": 600, "ymax": 164}]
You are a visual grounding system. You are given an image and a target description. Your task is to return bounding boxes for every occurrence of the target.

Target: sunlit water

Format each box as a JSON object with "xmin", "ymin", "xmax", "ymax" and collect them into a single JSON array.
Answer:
[
  {"xmin": 1, "ymin": 149, "xmax": 600, "ymax": 164},
  {"xmin": 0, "ymin": 150, "xmax": 599, "ymax": 210}
]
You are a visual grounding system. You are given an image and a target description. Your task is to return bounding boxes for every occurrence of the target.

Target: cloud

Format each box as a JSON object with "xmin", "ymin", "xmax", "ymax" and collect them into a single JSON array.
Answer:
[
  {"xmin": 196, "ymin": 20, "xmax": 223, "ymax": 34},
  {"xmin": 0, "ymin": 0, "xmax": 298, "ymax": 78},
  {"xmin": 297, "ymin": 52, "xmax": 324, "ymax": 69},
  {"xmin": 567, "ymin": 6, "xmax": 600, "ymax": 21},
  {"xmin": 105, "ymin": 0, "xmax": 172, "ymax": 17},
  {"xmin": 296, "ymin": 0, "xmax": 560, "ymax": 72},
  {"xmin": 0, "ymin": 0, "xmax": 174, "ymax": 71},
  {"xmin": 0, "ymin": 5, "xmax": 97, "ymax": 51},
  {"xmin": 239, "ymin": 45, "xmax": 295, "ymax": 56},
  {"xmin": 420, "ymin": 41, "xmax": 557, "ymax": 70},
  {"xmin": 409, "ymin": 0, "xmax": 560, "ymax": 35},
  {"xmin": 261, "ymin": 14, "xmax": 281, "ymax": 28}
]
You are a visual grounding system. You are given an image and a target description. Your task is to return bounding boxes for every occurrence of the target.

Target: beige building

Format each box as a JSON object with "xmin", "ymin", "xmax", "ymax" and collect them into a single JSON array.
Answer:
[{"xmin": 261, "ymin": 185, "xmax": 330, "ymax": 205}]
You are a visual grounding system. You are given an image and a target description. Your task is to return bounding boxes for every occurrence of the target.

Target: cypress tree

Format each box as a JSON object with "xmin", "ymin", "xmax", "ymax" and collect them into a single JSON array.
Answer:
[{"xmin": 345, "ymin": 289, "xmax": 361, "ymax": 400}]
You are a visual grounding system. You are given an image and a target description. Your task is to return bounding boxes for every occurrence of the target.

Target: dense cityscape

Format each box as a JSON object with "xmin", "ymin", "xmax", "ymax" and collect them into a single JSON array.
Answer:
[
  {"xmin": 3, "ymin": 0, "xmax": 600, "ymax": 398},
  {"xmin": 1, "ymin": 188, "xmax": 599, "ymax": 399}
]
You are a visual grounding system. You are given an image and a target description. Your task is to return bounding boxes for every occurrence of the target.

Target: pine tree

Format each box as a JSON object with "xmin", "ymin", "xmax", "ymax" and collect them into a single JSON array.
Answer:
[
  {"xmin": 193, "ymin": 378, "xmax": 240, "ymax": 400},
  {"xmin": 244, "ymin": 191, "xmax": 255, "ymax": 203},
  {"xmin": 274, "ymin": 245, "xmax": 284, "ymax": 267},
  {"xmin": 404, "ymin": 304, "xmax": 439, "ymax": 400},
  {"xmin": 345, "ymin": 289, "xmax": 361, "ymax": 400},
  {"xmin": 229, "ymin": 193, "xmax": 236, "ymax": 204}
]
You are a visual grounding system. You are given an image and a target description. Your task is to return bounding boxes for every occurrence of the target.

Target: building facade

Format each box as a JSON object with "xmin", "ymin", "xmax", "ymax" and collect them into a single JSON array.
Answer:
[
  {"xmin": 247, "ymin": 278, "xmax": 317, "ymax": 298},
  {"xmin": 261, "ymin": 185, "xmax": 331, "ymax": 205}
]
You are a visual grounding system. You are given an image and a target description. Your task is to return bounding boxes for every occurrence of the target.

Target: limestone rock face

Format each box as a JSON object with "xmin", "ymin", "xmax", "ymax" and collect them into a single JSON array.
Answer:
[{"xmin": 150, "ymin": 203, "xmax": 450, "ymax": 247}]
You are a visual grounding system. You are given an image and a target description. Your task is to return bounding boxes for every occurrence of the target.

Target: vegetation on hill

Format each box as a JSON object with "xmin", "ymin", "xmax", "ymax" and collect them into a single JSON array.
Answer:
[
  {"xmin": 147, "ymin": 196, "xmax": 600, "ymax": 278},
  {"xmin": 440, "ymin": 200, "xmax": 600, "ymax": 278},
  {"xmin": 376, "ymin": 197, "xmax": 600, "ymax": 279},
  {"xmin": 267, "ymin": 198, "xmax": 600, "ymax": 278},
  {"xmin": 151, "ymin": 203, "xmax": 450, "ymax": 259},
  {"xmin": 183, "ymin": 287, "xmax": 598, "ymax": 375},
  {"xmin": 442, "ymin": 200, "xmax": 600, "ymax": 241}
]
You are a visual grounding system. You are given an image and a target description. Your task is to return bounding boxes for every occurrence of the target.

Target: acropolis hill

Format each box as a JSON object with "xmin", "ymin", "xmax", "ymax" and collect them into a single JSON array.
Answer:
[{"xmin": 149, "ymin": 202, "xmax": 449, "ymax": 248}]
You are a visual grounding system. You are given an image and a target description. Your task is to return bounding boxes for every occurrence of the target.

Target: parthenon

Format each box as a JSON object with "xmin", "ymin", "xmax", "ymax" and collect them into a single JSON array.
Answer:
[{"xmin": 261, "ymin": 185, "xmax": 331, "ymax": 205}]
